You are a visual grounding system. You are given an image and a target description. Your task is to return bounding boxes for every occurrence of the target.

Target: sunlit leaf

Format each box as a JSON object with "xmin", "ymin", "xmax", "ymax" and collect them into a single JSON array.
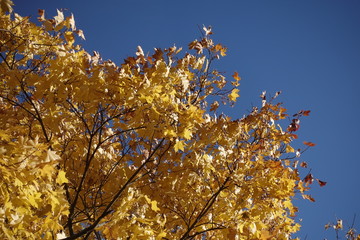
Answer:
[
  {"xmin": 228, "ymin": 88, "xmax": 240, "ymax": 101},
  {"xmin": 56, "ymin": 170, "xmax": 69, "ymax": 184}
]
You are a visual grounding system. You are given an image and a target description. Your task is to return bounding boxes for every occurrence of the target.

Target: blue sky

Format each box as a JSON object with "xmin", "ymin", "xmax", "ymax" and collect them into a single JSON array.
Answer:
[{"xmin": 15, "ymin": 0, "xmax": 360, "ymax": 239}]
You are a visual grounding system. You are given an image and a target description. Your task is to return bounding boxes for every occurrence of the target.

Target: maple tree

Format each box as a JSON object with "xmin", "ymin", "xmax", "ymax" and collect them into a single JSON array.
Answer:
[{"xmin": 0, "ymin": 2, "xmax": 327, "ymax": 239}]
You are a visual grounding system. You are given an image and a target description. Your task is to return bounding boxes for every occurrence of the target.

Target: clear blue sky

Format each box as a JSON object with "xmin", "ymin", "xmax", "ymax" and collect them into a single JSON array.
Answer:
[{"xmin": 15, "ymin": 0, "xmax": 360, "ymax": 239}]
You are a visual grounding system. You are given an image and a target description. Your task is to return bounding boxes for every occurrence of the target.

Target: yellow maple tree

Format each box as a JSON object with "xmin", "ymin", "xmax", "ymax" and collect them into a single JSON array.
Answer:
[{"xmin": 0, "ymin": 3, "xmax": 322, "ymax": 239}]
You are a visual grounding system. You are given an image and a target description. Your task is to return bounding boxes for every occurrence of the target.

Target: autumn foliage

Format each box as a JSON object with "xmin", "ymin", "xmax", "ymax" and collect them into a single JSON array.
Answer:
[{"xmin": 0, "ymin": 2, "xmax": 325, "ymax": 240}]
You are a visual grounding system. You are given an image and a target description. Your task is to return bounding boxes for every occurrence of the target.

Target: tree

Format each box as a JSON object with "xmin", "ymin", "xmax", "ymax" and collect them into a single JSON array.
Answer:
[{"xmin": 0, "ymin": 3, "xmax": 325, "ymax": 239}]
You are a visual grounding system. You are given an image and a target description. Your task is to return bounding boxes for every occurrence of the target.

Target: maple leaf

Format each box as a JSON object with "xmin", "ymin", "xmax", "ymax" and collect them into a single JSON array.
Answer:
[
  {"xmin": 174, "ymin": 139, "xmax": 185, "ymax": 152},
  {"xmin": 229, "ymin": 88, "xmax": 240, "ymax": 101},
  {"xmin": 54, "ymin": 9, "xmax": 64, "ymax": 26},
  {"xmin": 182, "ymin": 128, "xmax": 192, "ymax": 140},
  {"xmin": 56, "ymin": 170, "xmax": 69, "ymax": 184},
  {"xmin": 232, "ymin": 71, "xmax": 241, "ymax": 81},
  {"xmin": 286, "ymin": 145, "xmax": 295, "ymax": 153},
  {"xmin": 45, "ymin": 149, "xmax": 60, "ymax": 162}
]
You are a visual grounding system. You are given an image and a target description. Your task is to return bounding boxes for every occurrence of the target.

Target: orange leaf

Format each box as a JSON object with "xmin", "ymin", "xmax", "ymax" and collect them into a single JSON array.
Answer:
[
  {"xmin": 232, "ymin": 72, "xmax": 241, "ymax": 81},
  {"xmin": 291, "ymin": 134, "xmax": 298, "ymax": 139},
  {"xmin": 303, "ymin": 141, "xmax": 316, "ymax": 147},
  {"xmin": 303, "ymin": 110, "xmax": 311, "ymax": 116}
]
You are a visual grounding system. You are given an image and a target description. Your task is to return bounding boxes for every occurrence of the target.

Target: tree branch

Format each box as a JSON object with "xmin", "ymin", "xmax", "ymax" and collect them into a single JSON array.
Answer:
[{"xmin": 62, "ymin": 138, "xmax": 166, "ymax": 240}]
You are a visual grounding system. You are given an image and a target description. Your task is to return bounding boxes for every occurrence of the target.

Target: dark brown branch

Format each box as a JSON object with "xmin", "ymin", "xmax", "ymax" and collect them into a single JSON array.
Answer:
[
  {"xmin": 179, "ymin": 176, "xmax": 230, "ymax": 240},
  {"xmin": 188, "ymin": 226, "xmax": 226, "ymax": 239},
  {"xmin": 62, "ymin": 138, "xmax": 166, "ymax": 240}
]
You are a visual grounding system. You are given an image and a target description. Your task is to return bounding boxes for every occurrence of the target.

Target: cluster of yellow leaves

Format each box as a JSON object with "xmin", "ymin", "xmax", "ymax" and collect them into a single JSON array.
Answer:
[
  {"xmin": 0, "ymin": 7, "xmax": 315, "ymax": 240},
  {"xmin": 0, "ymin": 116, "xmax": 68, "ymax": 238}
]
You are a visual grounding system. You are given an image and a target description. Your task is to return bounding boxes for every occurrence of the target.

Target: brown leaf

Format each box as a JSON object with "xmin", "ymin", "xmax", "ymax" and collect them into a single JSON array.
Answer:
[
  {"xmin": 316, "ymin": 179, "xmax": 327, "ymax": 187},
  {"xmin": 300, "ymin": 161, "xmax": 308, "ymax": 168},
  {"xmin": 38, "ymin": 9, "xmax": 45, "ymax": 21},
  {"xmin": 287, "ymin": 122, "xmax": 300, "ymax": 132},
  {"xmin": 304, "ymin": 173, "xmax": 314, "ymax": 185},
  {"xmin": 152, "ymin": 48, "xmax": 163, "ymax": 61},
  {"xmin": 210, "ymin": 101, "xmax": 219, "ymax": 112}
]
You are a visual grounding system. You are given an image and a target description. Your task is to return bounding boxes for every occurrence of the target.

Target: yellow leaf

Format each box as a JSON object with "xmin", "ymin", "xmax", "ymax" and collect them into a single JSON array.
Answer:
[
  {"xmin": 174, "ymin": 139, "xmax": 185, "ymax": 152},
  {"xmin": 14, "ymin": 178, "xmax": 23, "ymax": 187},
  {"xmin": 220, "ymin": 48, "xmax": 227, "ymax": 56},
  {"xmin": 45, "ymin": 149, "xmax": 60, "ymax": 162},
  {"xmin": 151, "ymin": 200, "xmax": 160, "ymax": 212},
  {"xmin": 220, "ymin": 191, "xmax": 229, "ymax": 198},
  {"xmin": 285, "ymin": 145, "xmax": 294, "ymax": 153},
  {"xmin": 0, "ymin": 130, "xmax": 10, "ymax": 141},
  {"xmin": 156, "ymin": 232, "xmax": 167, "ymax": 240},
  {"xmin": 249, "ymin": 222, "xmax": 257, "ymax": 234},
  {"xmin": 228, "ymin": 88, "xmax": 240, "ymax": 101},
  {"xmin": 28, "ymin": 194, "xmax": 39, "ymax": 208},
  {"xmin": 260, "ymin": 230, "xmax": 273, "ymax": 240},
  {"xmin": 56, "ymin": 170, "xmax": 68, "ymax": 184},
  {"xmin": 283, "ymin": 200, "xmax": 293, "ymax": 210},
  {"xmin": 41, "ymin": 164, "xmax": 55, "ymax": 179},
  {"xmin": 182, "ymin": 128, "xmax": 192, "ymax": 140},
  {"xmin": 64, "ymin": 31, "xmax": 75, "ymax": 46},
  {"xmin": 164, "ymin": 129, "xmax": 177, "ymax": 137}
]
